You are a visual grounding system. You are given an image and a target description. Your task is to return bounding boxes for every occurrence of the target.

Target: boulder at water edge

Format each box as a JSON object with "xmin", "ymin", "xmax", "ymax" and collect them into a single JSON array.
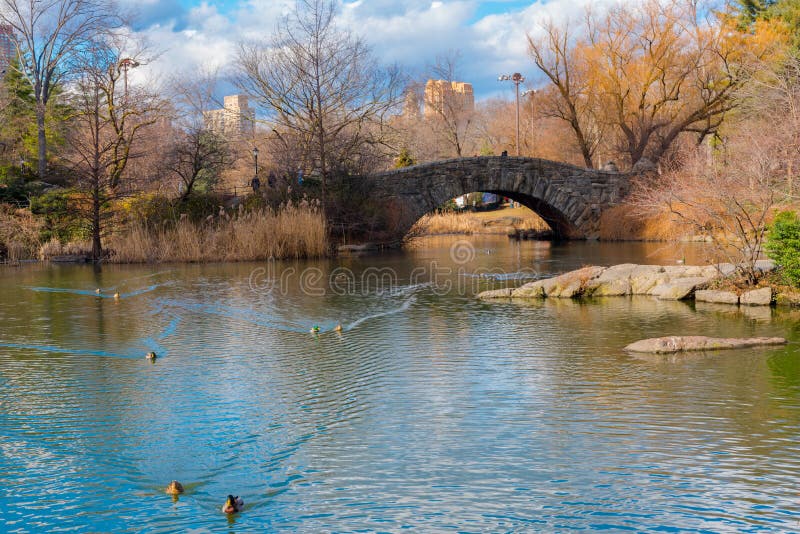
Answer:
[{"xmin": 624, "ymin": 336, "xmax": 786, "ymax": 353}]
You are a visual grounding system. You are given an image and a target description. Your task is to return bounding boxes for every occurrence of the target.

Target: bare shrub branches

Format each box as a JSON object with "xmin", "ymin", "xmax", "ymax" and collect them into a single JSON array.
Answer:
[{"xmin": 236, "ymin": 0, "xmax": 404, "ymax": 204}]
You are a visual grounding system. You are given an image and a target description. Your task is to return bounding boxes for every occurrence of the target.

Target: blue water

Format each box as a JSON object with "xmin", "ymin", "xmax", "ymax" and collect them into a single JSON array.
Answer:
[{"xmin": 1, "ymin": 238, "xmax": 799, "ymax": 532}]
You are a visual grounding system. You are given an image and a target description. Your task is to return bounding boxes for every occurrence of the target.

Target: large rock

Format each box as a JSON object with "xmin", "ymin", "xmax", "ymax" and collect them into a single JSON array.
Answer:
[
  {"xmin": 517, "ymin": 266, "xmax": 606, "ymax": 298},
  {"xmin": 477, "ymin": 288, "xmax": 513, "ymax": 299},
  {"xmin": 630, "ymin": 266, "xmax": 669, "ymax": 294},
  {"xmin": 511, "ymin": 282, "xmax": 545, "ymax": 298},
  {"xmin": 649, "ymin": 277, "xmax": 712, "ymax": 300},
  {"xmin": 740, "ymin": 287, "xmax": 772, "ymax": 306},
  {"xmin": 625, "ymin": 336, "xmax": 787, "ymax": 353},
  {"xmin": 775, "ymin": 289, "xmax": 800, "ymax": 307},
  {"xmin": 695, "ymin": 290, "xmax": 739, "ymax": 305},
  {"xmin": 586, "ymin": 263, "xmax": 636, "ymax": 296},
  {"xmin": 590, "ymin": 278, "xmax": 632, "ymax": 296},
  {"xmin": 755, "ymin": 259, "xmax": 777, "ymax": 273}
]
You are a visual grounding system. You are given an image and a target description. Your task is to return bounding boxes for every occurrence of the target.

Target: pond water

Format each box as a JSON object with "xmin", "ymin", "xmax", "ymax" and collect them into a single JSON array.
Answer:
[{"xmin": 1, "ymin": 237, "xmax": 800, "ymax": 532}]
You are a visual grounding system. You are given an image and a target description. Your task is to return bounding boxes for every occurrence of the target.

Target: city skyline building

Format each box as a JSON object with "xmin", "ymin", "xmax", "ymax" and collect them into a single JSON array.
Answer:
[
  {"xmin": 423, "ymin": 79, "xmax": 475, "ymax": 119},
  {"xmin": 203, "ymin": 94, "xmax": 255, "ymax": 140},
  {"xmin": 0, "ymin": 24, "xmax": 15, "ymax": 75}
]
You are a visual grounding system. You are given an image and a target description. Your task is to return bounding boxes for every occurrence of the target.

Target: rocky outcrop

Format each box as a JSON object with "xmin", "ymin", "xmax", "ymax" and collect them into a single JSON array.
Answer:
[
  {"xmin": 740, "ymin": 287, "xmax": 773, "ymax": 306},
  {"xmin": 477, "ymin": 261, "xmax": 780, "ymax": 306},
  {"xmin": 695, "ymin": 290, "xmax": 739, "ymax": 305},
  {"xmin": 479, "ymin": 263, "xmax": 719, "ymax": 301},
  {"xmin": 624, "ymin": 336, "xmax": 787, "ymax": 353}
]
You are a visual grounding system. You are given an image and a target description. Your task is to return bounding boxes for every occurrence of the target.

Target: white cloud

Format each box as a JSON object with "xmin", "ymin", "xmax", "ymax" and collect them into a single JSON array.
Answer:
[{"xmin": 126, "ymin": 0, "xmax": 639, "ymax": 99}]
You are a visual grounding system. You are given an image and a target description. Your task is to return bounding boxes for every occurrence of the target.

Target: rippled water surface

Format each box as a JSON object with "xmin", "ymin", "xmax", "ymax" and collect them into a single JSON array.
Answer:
[{"xmin": 2, "ymin": 238, "xmax": 800, "ymax": 532}]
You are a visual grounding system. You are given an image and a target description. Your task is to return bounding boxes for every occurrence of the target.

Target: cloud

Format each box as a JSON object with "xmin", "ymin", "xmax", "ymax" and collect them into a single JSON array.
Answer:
[{"xmin": 127, "ymin": 0, "xmax": 637, "ymax": 100}]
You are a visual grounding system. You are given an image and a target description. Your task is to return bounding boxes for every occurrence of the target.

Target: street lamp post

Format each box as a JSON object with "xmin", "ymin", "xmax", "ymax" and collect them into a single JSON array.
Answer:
[
  {"xmin": 118, "ymin": 58, "xmax": 140, "ymax": 103},
  {"xmin": 253, "ymin": 147, "xmax": 259, "ymax": 176},
  {"xmin": 498, "ymin": 72, "xmax": 525, "ymax": 156}
]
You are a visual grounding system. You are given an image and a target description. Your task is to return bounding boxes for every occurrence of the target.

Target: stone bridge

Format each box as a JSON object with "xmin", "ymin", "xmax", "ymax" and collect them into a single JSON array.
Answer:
[{"xmin": 366, "ymin": 156, "xmax": 632, "ymax": 240}]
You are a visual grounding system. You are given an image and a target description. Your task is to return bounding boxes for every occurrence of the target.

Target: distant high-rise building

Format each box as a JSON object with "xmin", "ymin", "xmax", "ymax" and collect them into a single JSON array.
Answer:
[
  {"xmin": 203, "ymin": 95, "xmax": 255, "ymax": 139},
  {"xmin": 0, "ymin": 24, "xmax": 15, "ymax": 75},
  {"xmin": 403, "ymin": 88, "xmax": 421, "ymax": 121},
  {"xmin": 424, "ymin": 79, "xmax": 474, "ymax": 119}
]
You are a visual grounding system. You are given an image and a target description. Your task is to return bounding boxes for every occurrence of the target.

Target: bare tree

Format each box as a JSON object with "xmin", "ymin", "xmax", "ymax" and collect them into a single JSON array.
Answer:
[
  {"xmin": 170, "ymin": 65, "xmax": 222, "ymax": 123},
  {"xmin": 236, "ymin": 0, "xmax": 404, "ymax": 207},
  {"xmin": 423, "ymin": 50, "xmax": 476, "ymax": 158},
  {"xmin": 529, "ymin": 21, "xmax": 603, "ymax": 168},
  {"xmin": 63, "ymin": 36, "xmax": 164, "ymax": 261},
  {"xmin": 632, "ymin": 134, "xmax": 786, "ymax": 284},
  {"xmin": 168, "ymin": 126, "xmax": 231, "ymax": 201},
  {"xmin": 0, "ymin": 0, "xmax": 121, "ymax": 180},
  {"xmin": 530, "ymin": 0, "xmax": 783, "ymax": 169}
]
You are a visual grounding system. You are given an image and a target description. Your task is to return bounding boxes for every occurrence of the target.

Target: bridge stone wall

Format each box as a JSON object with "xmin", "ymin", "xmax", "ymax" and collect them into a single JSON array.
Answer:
[{"xmin": 366, "ymin": 156, "xmax": 632, "ymax": 240}]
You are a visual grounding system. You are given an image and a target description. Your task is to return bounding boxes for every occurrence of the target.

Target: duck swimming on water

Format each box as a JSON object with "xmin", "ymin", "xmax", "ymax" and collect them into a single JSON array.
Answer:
[
  {"xmin": 113, "ymin": 292, "xmax": 120, "ymax": 299},
  {"xmin": 334, "ymin": 324, "xmax": 343, "ymax": 333},
  {"xmin": 146, "ymin": 351, "xmax": 157, "ymax": 361},
  {"xmin": 165, "ymin": 480, "xmax": 183, "ymax": 495},
  {"xmin": 222, "ymin": 495, "xmax": 244, "ymax": 514},
  {"xmin": 310, "ymin": 325, "xmax": 320, "ymax": 334}
]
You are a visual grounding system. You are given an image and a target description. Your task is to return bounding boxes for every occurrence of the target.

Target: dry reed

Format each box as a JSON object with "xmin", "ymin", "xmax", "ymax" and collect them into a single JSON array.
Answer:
[
  {"xmin": 598, "ymin": 204, "xmax": 693, "ymax": 241},
  {"xmin": 39, "ymin": 238, "xmax": 93, "ymax": 260},
  {"xmin": 411, "ymin": 208, "xmax": 550, "ymax": 236},
  {"xmin": 109, "ymin": 201, "xmax": 328, "ymax": 263},
  {"xmin": 0, "ymin": 206, "xmax": 44, "ymax": 262}
]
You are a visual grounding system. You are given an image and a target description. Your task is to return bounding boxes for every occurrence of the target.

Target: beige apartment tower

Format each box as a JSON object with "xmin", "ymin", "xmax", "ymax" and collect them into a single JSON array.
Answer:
[
  {"xmin": 423, "ymin": 80, "xmax": 474, "ymax": 118},
  {"xmin": 203, "ymin": 95, "xmax": 255, "ymax": 139}
]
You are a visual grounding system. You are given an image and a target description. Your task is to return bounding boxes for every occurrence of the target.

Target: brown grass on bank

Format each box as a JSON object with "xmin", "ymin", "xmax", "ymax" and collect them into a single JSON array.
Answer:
[
  {"xmin": 109, "ymin": 201, "xmax": 328, "ymax": 263},
  {"xmin": 0, "ymin": 205, "xmax": 43, "ymax": 262},
  {"xmin": 39, "ymin": 239, "xmax": 93, "ymax": 260},
  {"xmin": 411, "ymin": 207, "xmax": 551, "ymax": 236},
  {"xmin": 598, "ymin": 204, "xmax": 694, "ymax": 241}
]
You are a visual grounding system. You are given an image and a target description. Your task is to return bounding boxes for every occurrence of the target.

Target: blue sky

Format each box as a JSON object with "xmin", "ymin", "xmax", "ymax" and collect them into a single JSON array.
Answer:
[{"xmin": 125, "ymin": 0, "xmax": 616, "ymax": 100}]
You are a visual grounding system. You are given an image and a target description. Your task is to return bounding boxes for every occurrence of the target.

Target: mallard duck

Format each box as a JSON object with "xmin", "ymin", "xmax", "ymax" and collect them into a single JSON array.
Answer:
[
  {"xmin": 113, "ymin": 292, "xmax": 120, "ymax": 299},
  {"xmin": 165, "ymin": 480, "xmax": 184, "ymax": 495},
  {"xmin": 222, "ymin": 495, "xmax": 244, "ymax": 514},
  {"xmin": 146, "ymin": 351, "xmax": 157, "ymax": 361},
  {"xmin": 334, "ymin": 324, "xmax": 343, "ymax": 333},
  {"xmin": 310, "ymin": 325, "xmax": 320, "ymax": 334}
]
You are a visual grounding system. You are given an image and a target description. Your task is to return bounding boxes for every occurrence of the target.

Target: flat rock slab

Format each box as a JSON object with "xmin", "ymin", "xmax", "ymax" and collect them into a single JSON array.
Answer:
[
  {"xmin": 649, "ymin": 277, "xmax": 712, "ymax": 300},
  {"xmin": 625, "ymin": 336, "xmax": 787, "ymax": 353},
  {"xmin": 695, "ymin": 290, "xmax": 739, "ymax": 305},
  {"xmin": 740, "ymin": 287, "xmax": 773, "ymax": 306}
]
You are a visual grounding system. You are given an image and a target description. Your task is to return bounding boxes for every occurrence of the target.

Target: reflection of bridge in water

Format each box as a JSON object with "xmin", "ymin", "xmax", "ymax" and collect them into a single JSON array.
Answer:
[{"xmin": 367, "ymin": 156, "xmax": 633, "ymax": 240}]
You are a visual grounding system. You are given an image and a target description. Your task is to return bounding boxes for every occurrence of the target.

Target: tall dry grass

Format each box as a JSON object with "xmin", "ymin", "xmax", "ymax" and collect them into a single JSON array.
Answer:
[
  {"xmin": 411, "ymin": 208, "xmax": 550, "ymax": 236},
  {"xmin": 39, "ymin": 239, "xmax": 93, "ymax": 260},
  {"xmin": 0, "ymin": 206, "xmax": 43, "ymax": 262},
  {"xmin": 598, "ymin": 204, "xmax": 693, "ymax": 241},
  {"xmin": 109, "ymin": 201, "xmax": 328, "ymax": 263}
]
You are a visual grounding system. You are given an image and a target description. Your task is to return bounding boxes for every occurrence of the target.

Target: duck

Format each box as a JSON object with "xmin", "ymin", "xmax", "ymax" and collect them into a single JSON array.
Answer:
[
  {"xmin": 310, "ymin": 325, "xmax": 320, "ymax": 334},
  {"xmin": 165, "ymin": 480, "xmax": 184, "ymax": 495},
  {"xmin": 146, "ymin": 351, "xmax": 157, "ymax": 361},
  {"xmin": 222, "ymin": 494, "xmax": 244, "ymax": 514},
  {"xmin": 334, "ymin": 324, "xmax": 343, "ymax": 333},
  {"xmin": 113, "ymin": 292, "xmax": 120, "ymax": 299},
  {"xmin": 95, "ymin": 288, "xmax": 101, "ymax": 294}
]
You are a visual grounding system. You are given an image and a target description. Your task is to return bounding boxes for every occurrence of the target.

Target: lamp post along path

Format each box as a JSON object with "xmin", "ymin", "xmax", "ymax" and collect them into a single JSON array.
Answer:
[
  {"xmin": 498, "ymin": 72, "xmax": 525, "ymax": 156},
  {"xmin": 118, "ymin": 58, "xmax": 140, "ymax": 104}
]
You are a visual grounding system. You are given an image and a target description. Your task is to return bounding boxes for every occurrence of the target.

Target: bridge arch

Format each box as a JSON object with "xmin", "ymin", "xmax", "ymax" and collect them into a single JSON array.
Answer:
[{"xmin": 367, "ymin": 156, "xmax": 631, "ymax": 240}]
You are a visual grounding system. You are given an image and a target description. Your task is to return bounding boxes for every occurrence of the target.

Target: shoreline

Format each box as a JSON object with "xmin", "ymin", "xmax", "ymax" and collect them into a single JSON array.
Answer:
[{"xmin": 477, "ymin": 261, "xmax": 800, "ymax": 307}]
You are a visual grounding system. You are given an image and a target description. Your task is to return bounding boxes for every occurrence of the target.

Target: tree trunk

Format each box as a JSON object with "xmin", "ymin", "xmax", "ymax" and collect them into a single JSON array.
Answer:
[
  {"xmin": 36, "ymin": 101, "xmax": 47, "ymax": 180},
  {"xmin": 91, "ymin": 181, "xmax": 102, "ymax": 262}
]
